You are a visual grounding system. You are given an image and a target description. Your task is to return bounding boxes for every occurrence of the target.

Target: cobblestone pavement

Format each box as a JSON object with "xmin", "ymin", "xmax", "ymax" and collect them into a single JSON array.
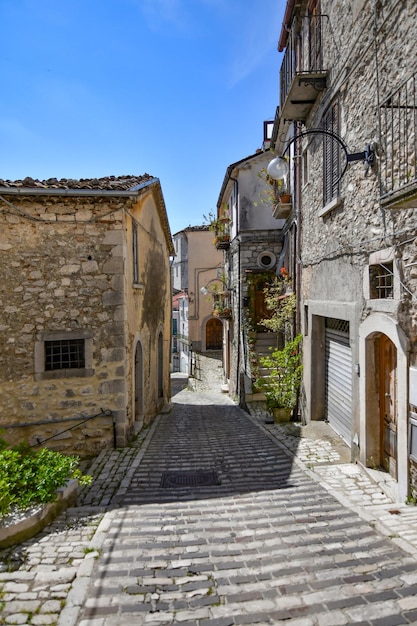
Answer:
[{"xmin": 2, "ymin": 353, "xmax": 417, "ymax": 625}]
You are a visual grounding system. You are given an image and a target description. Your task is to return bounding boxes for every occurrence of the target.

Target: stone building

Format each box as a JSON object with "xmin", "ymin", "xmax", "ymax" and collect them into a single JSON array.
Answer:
[
  {"xmin": 270, "ymin": 0, "xmax": 417, "ymax": 501},
  {"xmin": 171, "ymin": 226, "xmax": 224, "ymax": 373},
  {"xmin": 215, "ymin": 147, "xmax": 284, "ymax": 403},
  {"xmin": 0, "ymin": 174, "xmax": 174, "ymax": 455}
]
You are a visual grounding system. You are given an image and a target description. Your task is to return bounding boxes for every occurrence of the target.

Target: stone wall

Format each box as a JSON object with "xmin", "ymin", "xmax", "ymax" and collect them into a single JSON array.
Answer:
[
  {"xmin": 296, "ymin": 0, "xmax": 417, "ymax": 497},
  {"xmin": 0, "ymin": 194, "xmax": 133, "ymax": 455},
  {"xmin": 301, "ymin": 0, "xmax": 417, "ymax": 334},
  {"xmin": 226, "ymin": 231, "xmax": 282, "ymax": 400}
]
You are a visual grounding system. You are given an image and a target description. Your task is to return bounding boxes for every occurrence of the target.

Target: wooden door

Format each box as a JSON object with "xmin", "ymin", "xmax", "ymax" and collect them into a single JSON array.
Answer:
[
  {"xmin": 379, "ymin": 335, "xmax": 398, "ymax": 478},
  {"xmin": 253, "ymin": 285, "xmax": 271, "ymax": 332},
  {"xmin": 206, "ymin": 318, "xmax": 223, "ymax": 350}
]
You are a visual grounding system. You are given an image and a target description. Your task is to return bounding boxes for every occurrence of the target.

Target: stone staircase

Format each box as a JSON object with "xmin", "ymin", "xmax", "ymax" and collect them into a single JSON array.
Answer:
[{"xmin": 246, "ymin": 332, "xmax": 281, "ymax": 403}]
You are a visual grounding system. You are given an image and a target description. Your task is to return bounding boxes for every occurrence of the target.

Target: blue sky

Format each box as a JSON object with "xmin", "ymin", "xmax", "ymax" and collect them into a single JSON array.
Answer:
[{"xmin": 0, "ymin": 0, "xmax": 285, "ymax": 235}]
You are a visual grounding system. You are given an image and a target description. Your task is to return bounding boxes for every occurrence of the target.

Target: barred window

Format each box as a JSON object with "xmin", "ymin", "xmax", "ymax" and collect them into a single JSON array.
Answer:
[
  {"xmin": 369, "ymin": 262, "xmax": 394, "ymax": 299},
  {"xmin": 45, "ymin": 339, "xmax": 85, "ymax": 371},
  {"xmin": 35, "ymin": 330, "xmax": 94, "ymax": 380}
]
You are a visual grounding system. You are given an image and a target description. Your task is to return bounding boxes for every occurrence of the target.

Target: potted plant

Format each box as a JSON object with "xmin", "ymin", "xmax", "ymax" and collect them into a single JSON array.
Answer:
[
  {"xmin": 259, "ymin": 334, "xmax": 303, "ymax": 422},
  {"xmin": 204, "ymin": 210, "xmax": 231, "ymax": 248},
  {"xmin": 213, "ymin": 305, "xmax": 232, "ymax": 319}
]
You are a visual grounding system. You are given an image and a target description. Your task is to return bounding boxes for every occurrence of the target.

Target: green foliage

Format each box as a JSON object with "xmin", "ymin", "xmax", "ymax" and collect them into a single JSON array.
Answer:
[
  {"xmin": 259, "ymin": 269, "xmax": 295, "ymax": 337},
  {"xmin": 0, "ymin": 436, "xmax": 92, "ymax": 518},
  {"xmin": 255, "ymin": 164, "xmax": 289, "ymax": 209},
  {"xmin": 259, "ymin": 334, "xmax": 303, "ymax": 410}
]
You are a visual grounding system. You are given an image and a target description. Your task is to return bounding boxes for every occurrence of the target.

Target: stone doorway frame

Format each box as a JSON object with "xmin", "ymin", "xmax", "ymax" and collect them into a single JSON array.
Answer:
[{"xmin": 359, "ymin": 313, "xmax": 409, "ymax": 502}]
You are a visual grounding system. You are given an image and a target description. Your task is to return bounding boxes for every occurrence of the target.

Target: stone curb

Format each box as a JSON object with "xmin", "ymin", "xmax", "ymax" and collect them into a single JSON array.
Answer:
[{"xmin": 0, "ymin": 480, "xmax": 78, "ymax": 549}]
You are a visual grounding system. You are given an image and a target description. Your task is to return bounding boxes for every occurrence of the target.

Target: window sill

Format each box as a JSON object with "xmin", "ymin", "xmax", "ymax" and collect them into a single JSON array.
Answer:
[
  {"xmin": 133, "ymin": 283, "xmax": 144, "ymax": 290},
  {"xmin": 35, "ymin": 368, "xmax": 94, "ymax": 381},
  {"xmin": 318, "ymin": 195, "xmax": 343, "ymax": 218},
  {"xmin": 366, "ymin": 299, "xmax": 399, "ymax": 314}
]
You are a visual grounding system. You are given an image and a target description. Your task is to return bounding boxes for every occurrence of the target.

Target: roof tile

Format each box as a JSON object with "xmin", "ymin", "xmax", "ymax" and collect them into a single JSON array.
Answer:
[{"xmin": 0, "ymin": 174, "xmax": 154, "ymax": 191}]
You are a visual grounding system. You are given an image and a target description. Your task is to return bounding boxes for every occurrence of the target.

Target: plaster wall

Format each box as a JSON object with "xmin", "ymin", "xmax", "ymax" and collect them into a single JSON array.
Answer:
[
  {"xmin": 236, "ymin": 153, "xmax": 282, "ymax": 232},
  {"xmin": 186, "ymin": 229, "xmax": 223, "ymax": 350}
]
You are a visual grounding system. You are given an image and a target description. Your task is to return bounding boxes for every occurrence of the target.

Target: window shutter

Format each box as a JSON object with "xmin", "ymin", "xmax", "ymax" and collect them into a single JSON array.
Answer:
[{"xmin": 323, "ymin": 99, "xmax": 341, "ymax": 205}]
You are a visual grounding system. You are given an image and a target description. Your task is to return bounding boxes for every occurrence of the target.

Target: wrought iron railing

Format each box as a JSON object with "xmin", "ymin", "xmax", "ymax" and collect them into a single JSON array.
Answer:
[
  {"xmin": 280, "ymin": 15, "xmax": 329, "ymax": 111},
  {"xmin": 379, "ymin": 71, "xmax": 417, "ymax": 199},
  {"xmin": 2, "ymin": 409, "xmax": 115, "ymax": 449}
]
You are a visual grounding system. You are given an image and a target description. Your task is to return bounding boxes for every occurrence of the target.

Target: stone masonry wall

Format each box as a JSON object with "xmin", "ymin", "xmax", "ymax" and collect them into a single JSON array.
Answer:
[
  {"xmin": 302, "ymin": 0, "xmax": 417, "ymax": 344},
  {"xmin": 0, "ymin": 194, "xmax": 134, "ymax": 456},
  {"xmin": 227, "ymin": 231, "xmax": 282, "ymax": 400}
]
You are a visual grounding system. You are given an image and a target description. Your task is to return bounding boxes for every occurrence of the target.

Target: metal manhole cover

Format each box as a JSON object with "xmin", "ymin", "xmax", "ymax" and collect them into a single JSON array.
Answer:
[{"xmin": 160, "ymin": 470, "xmax": 220, "ymax": 488}]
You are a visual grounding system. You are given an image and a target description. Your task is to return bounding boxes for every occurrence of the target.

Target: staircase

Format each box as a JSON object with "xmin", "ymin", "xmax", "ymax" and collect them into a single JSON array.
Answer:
[{"xmin": 246, "ymin": 332, "xmax": 280, "ymax": 403}]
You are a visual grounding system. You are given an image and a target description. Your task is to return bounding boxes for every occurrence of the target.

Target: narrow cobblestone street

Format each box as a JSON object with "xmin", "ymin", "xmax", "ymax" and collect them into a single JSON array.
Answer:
[{"xmin": 2, "ymin": 353, "xmax": 417, "ymax": 625}]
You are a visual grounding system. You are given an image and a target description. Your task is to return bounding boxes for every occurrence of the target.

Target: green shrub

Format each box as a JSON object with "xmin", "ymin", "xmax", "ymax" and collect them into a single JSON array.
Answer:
[
  {"xmin": 0, "ymin": 437, "xmax": 92, "ymax": 518},
  {"xmin": 259, "ymin": 334, "xmax": 303, "ymax": 411}
]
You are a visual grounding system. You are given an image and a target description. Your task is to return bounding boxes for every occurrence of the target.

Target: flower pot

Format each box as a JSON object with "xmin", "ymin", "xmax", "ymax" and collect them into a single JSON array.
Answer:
[
  {"xmin": 279, "ymin": 194, "xmax": 292, "ymax": 204},
  {"xmin": 272, "ymin": 407, "xmax": 292, "ymax": 422}
]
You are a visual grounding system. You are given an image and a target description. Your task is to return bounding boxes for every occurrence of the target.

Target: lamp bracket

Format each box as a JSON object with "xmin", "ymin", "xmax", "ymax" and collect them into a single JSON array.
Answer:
[{"xmin": 277, "ymin": 128, "xmax": 375, "ymax": 184}]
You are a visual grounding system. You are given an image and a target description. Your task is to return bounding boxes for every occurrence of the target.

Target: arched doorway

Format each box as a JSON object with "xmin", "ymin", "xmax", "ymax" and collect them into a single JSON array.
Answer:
[
  {"xmin": 134, "ymin": 341, "xmax": 144, "ymax": 427},
  {"xmin": 206, "ymin": 318, "xmax": 223, "ymax": 350},
  {"xmin": 379, "ymin": 334, "xmax": 398, "ymax": 479},
  {"xmin": 360, "ymin": 315, "xmax": 409, "ymax": 503}
]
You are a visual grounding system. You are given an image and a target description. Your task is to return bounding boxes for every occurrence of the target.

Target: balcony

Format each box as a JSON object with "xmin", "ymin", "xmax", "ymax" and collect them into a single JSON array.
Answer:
[
  {"xmin": 379, "ymin": 71, "xmax": 417, "ymax": 209},
  {"xmin": 279, "ymin": 15, "xmax": 328, "ymax": 124},
  {"xmin": 215, "ymin": 235, "xmax": 230, "ymax": 250}
]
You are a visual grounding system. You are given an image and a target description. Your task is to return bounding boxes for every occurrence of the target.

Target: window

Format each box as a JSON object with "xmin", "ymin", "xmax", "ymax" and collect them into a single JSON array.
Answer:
[
  {"xmin": 308, "ymin": 0, "xmax": 322, "ymax": 71},
  {"xmin": 369, "ymin": 262, "xmax": 394, "ymax": 299},
  {"xmin": 257, "ymin": 251, "xmax": 276, "ymax": 270},
  {"xmin": 45, "ymin": 338, "xmax": 85, "ymax": 370},
  {"xmin": 323, "ymin": 100, "xmax": 341, "ymax": 205},
  {"xmin": 35, "ymin": 330, "xmax": 94, "ymax": 380},
  {"xmin": 132, "ymin": 219, "xmax": 139, "ymax": 284}
]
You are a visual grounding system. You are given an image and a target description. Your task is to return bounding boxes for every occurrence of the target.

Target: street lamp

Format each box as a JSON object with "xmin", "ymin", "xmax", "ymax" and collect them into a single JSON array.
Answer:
[{"xmin": 267, "ymin": 128, "xmax": 376, "ymax": 185}]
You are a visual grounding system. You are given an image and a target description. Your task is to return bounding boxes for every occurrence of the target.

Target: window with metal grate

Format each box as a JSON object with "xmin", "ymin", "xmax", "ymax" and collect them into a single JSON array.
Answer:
[
  {"xmin": 369, "ymin": 262, "xmax": 394, "ymax": 299},
  {"xmin": 45, "ymin": 338, "xmax": 85, "ymax": 371}
]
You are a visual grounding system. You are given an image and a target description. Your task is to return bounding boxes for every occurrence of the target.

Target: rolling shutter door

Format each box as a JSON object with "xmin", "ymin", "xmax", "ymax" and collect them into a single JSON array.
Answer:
[{"xmin": 325, "ymin": 319, "xmax": 352, "ymax": 445}]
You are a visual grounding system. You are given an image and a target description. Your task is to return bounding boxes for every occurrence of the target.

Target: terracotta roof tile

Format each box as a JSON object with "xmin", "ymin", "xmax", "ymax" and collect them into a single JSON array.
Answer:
[{"xmin": 0, "ymin": 174, "xmax": 154, "ymax": 191}]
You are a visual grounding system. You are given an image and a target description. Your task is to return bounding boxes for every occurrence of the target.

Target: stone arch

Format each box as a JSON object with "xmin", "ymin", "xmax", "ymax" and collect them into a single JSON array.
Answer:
[{"xmin": 359, "ymin": 313, "xmax": 409, "ymax": 502}]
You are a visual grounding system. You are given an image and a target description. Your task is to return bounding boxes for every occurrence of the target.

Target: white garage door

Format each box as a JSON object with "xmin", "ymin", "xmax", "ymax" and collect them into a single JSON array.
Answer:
[{"xmin": 325, "ymin": 319, "xmax": 352, "ymax": 446}]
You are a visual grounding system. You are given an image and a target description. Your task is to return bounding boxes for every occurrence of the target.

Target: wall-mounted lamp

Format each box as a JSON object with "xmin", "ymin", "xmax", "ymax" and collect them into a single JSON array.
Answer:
[
  {"xmin": 267, "ymin": 128, "xmax": 376, "ymax": 185},
  {"xmin": 200, "ymin": 277, "xmax": 226, "ymax": 296}
]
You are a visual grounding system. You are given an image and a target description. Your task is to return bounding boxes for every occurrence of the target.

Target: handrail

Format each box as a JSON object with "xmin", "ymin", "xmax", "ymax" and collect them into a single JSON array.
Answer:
[{"xmin": 2, "ymin": 409, "xmax": 115, "ymax": 449}]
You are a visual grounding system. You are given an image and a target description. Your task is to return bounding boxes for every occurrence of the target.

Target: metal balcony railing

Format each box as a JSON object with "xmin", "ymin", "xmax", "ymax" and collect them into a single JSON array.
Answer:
[
  {"xmin": 280, "ymin": 15, "xmax": 329, "ymax": 115},
  {"xmin": 380, "ymin": 71, "xmax": 417, "ymax": 206}
]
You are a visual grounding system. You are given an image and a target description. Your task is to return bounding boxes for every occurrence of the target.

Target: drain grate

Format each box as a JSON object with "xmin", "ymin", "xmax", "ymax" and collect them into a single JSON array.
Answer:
[{"xmin": 160, "ymin": 470, "xmax": 220, "ymax": 488}]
